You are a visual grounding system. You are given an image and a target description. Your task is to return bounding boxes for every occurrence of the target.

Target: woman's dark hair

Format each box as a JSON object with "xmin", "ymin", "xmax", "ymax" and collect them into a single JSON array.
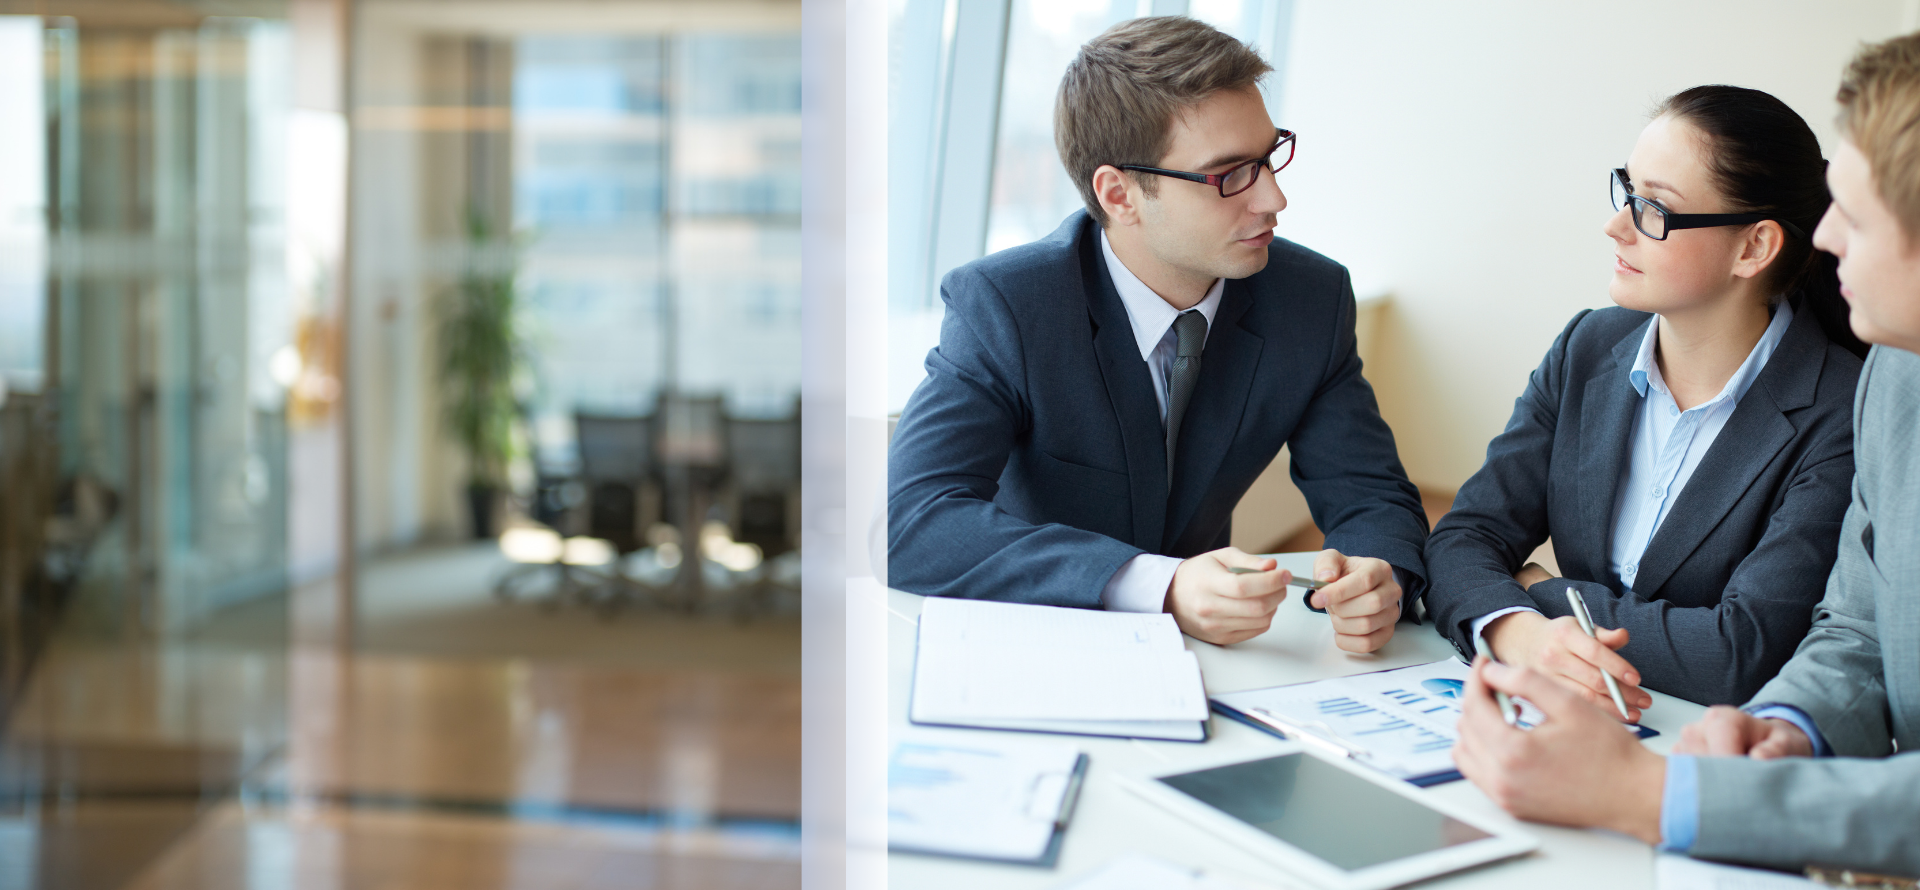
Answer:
[{"xmin": 1656, "ymin": 85, "xmax": 1869, "ymax": 358}]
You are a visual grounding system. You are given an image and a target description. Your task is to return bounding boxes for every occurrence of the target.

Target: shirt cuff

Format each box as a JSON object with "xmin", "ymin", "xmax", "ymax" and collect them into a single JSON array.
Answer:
[
  {"xmin": 1746, "ymin": 704, "xmax": 1833, "ymax": 757},
  {"xmin": 1469, "ymin": 606, "xmax": 1540, "ymax": 655},
  {"xmin": 1657, "ymin": 754, "xmax": 1699, "ymax": 853},
  {"xmin": 1101, "ymin": 553, "xmax": 1182, "ymax": 613}
]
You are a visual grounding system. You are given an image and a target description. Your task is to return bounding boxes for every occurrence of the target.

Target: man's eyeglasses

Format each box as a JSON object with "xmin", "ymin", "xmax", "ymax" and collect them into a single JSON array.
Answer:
[
  {"xmin": 1610, "ymin": 167, "xmax": 1805, "ymax": 241},
  {"xmin": 1119, "ymin": 129, "xmax": 1296, "ymax": 198}
]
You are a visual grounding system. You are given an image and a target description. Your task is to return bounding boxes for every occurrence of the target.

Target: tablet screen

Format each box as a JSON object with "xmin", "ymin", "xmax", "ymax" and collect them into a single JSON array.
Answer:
[{"xmin": 1156, "ymin": 753, "xmax": 1491, "ymax": 871}]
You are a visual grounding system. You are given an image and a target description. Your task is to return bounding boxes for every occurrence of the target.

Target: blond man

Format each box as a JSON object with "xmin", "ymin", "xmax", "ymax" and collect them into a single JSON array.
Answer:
[{"xmin": 1454, "ymin": 33, "xmax": 1920, "ymax": 874}]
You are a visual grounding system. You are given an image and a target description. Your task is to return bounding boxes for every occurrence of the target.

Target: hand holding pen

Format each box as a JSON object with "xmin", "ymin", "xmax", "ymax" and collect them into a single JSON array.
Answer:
[
  {"xmin": 1565, "ymin": 588, "xmax": 1637, "ymax": 724},
  {"xmin": 1480, "ymin": 597, "xmax": 1651, "ymax": 723}
]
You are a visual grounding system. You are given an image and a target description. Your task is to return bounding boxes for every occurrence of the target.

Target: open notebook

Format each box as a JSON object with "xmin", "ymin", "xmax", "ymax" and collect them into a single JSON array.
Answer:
[{"xmin": 909, "ymin": 597, "xmax": 1210, "ymax": 742}]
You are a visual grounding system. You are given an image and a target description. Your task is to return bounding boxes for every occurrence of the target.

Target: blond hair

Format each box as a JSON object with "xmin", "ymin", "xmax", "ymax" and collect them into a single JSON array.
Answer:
[
  {"xmin": 1838, "ymin": 33, "xmax": 1920, "ymax": 239},
  {"xmin": 1054, "ymin": 17, "xmax": 1271, "ymax": 228}
]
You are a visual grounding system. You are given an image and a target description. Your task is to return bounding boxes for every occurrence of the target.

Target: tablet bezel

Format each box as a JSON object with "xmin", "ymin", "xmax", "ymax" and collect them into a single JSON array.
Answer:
[{"xmin": 1117, "ymin": 743, "xmax": 1537, "ymax": 890}]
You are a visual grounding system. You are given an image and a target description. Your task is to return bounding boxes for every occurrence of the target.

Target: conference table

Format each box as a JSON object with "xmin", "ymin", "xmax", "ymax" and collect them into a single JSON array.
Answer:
[{"xmin": 885, "ymin": 553, "xmax": 1710, "ymax": 889}]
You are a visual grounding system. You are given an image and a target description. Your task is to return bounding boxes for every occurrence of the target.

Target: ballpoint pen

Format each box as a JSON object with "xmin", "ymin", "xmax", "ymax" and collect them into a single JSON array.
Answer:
[
  {"xmin": 1565, "ymin": 587, "xmax": 1634, "ymax": 722},
  {"xmin": 1471, "ymin": 635, "xmax": 1520, "ymax": 726},
  {"xmin": 1246, "ymin": 708, "xmax": 1371, "ymax": 761},
  {"xmin": 1228, "ymin": 565, "xmax": 1328, "ymax": 590}
]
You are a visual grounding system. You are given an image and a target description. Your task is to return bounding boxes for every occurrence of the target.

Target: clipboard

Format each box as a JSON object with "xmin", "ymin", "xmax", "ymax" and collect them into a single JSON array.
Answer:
[{"xmin": 887, "ymin": 737, "xmax": 1091, "ymax": 867}]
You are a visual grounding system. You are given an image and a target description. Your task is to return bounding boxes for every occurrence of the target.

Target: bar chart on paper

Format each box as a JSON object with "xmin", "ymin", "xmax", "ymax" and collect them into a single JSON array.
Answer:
[{"xmin": 1210, "ymin": 660, "xmax": 1545, "ymax": 783}]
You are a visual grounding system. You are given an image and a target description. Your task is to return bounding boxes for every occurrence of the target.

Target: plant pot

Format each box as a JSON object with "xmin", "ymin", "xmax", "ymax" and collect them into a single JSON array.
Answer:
[{"xmin": 467, "ymin": 484, "xmax": 498, "ymax": 539}]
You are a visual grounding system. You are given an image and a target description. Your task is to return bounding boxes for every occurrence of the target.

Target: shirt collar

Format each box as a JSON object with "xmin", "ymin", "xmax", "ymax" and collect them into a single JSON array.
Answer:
[
  {"xmin": 1100, "ymin": 229, "xmax": 1224, "ymax": 362},
  {"xmin": 1628, "ymin": 300, "xmax": 1794, "ymax": 410}
]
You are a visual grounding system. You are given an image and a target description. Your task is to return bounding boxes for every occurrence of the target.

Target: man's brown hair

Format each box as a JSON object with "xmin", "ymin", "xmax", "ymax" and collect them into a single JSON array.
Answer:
[
  {"xmin": 1838, "ymin": 33, "xmax": 1920, "ymax": 239},
  {"xmin": 1055, "ymin": 16, "xmax": 1272, "ymax": 228}
]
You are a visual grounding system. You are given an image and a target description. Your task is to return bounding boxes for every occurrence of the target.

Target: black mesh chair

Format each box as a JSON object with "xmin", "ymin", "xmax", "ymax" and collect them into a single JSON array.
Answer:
[
  {"xmin": 653, "ymin": 393, "xmax": 728, "ymax": 611},
  {"xmin": 574, "ymin": 412, "xmax": 665, "ymax": 616},
  {"xmin": 722, "ymin": 409, "xmax": 800, "ymax": 616},
  {"xmin": 491, "ymin": 468, "xmax": 593, "ymax": 607}
]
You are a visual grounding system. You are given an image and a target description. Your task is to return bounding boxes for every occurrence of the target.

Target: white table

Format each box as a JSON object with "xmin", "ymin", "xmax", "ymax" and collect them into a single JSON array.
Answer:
[{"xmin": 886, "ymin": 553, "xmax": 1707, "ymax": 889}]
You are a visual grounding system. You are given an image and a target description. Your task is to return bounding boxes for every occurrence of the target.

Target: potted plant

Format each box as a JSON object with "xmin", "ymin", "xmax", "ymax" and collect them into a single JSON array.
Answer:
[{"xmin": 439, "ymin": 209, "xmax": 526, "ymax": 539}]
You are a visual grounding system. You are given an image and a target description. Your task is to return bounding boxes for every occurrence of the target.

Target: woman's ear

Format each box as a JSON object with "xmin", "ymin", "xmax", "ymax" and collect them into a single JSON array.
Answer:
[{"xmin": 1731, "ymin": 220, "xmax": 1787, "ymax": 281}]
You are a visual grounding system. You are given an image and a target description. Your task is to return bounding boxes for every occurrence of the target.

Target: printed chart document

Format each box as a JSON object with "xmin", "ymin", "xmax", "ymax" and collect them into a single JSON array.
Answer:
[
  {"xmin": 887, "ymin": 732, "xmax": 1088, "ymax": 866},
  {"xmin": 1210, "ymin": 660, "xmax": 1543, "ymax": 785},
  {"xmin": 910, "ymin": 597, "xmax": 1209, "ymax": 741}
]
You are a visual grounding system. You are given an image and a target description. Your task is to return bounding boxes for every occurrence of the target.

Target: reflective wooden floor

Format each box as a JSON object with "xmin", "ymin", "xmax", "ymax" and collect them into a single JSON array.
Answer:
[{"xmin": 0, "ymin": 546, "xmax": 801, "ymax": 890}]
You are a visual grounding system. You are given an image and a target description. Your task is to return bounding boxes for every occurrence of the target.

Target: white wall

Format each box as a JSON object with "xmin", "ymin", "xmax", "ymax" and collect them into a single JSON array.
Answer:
[{"xmin": 1274, "ymin": 0, "xmax": 1916, "ymax": 492}]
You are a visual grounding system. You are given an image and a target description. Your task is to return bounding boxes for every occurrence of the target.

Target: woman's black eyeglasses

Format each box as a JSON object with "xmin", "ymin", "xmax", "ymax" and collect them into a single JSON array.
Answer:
[
  {"xmin": 1119, "ymin": 129, "xmax": 1296, "ymax": 198},
  {"xmin": 1610, "ymin": 167, "xmax": 1805, "ymax": 241}
]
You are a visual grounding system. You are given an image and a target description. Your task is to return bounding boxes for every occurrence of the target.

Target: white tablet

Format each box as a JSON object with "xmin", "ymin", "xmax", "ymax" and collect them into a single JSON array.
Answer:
[{"xmin": 1118, "ymin": 746, "xmax": 1536, "ymax": 890}]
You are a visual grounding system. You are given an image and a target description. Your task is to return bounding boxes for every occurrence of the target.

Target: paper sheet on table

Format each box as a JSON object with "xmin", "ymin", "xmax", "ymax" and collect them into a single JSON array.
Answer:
[
  {"xmin": 1211, "ymin": 659, "xmax": 1546, "ymax": 781},
  {"xmin": 887, "ymin": 732, "xmax": 1083, "ymax": 863},
  {"xmin": 1054, "ymin": 854, "xmax": 1278, "ymax": 889},
  {"xmin": 912, "ymin": 598, "xmax": 1208, "ymax": 722},
  {"xmin": 1655, "ymin": 854, "xmax": 1817, "ymax": 888}
]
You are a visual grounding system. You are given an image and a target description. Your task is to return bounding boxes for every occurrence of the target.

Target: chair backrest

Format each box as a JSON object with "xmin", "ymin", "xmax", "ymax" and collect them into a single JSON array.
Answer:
[
  {"xmin": 574, "ymin": 413, "xmax": 652, "ymax": 483},
  {"xmin": 727, "ymin": 415, "xmax": 799, "ymax": 493},
  {"xmin": 655, "ymin": 394, "xmax": 726, "ymax": 470}
]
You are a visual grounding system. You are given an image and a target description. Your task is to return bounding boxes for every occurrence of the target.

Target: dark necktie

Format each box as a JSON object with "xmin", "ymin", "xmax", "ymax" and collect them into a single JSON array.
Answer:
[{"xmin": 1165, "ymin": 309, "xmax": 1207, "ymax": 479}]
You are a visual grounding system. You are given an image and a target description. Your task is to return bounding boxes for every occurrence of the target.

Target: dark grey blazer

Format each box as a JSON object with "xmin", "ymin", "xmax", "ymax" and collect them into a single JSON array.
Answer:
[
  {"xmin": 1425, "ymin": 304, "xmax": 1860, "ymax": 705},
  {"xmin": 888, "ymin": 210, "xmax": 1429, "ymax": 608}
]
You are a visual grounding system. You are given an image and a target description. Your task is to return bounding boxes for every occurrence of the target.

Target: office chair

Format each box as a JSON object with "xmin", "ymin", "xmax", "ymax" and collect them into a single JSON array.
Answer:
[
  {"xmin": 653, "ymin": 392, "xmax": 728, "ymax": 612},
  {"xmin": 573, "ymin": 412, "xmax": 666, "ymax": 616},
  {"xmin": 490, "ymin": 466, "xmax": 599, "ymax": 608},
  {"xmin": 721, "ymin": 409, "xmax": 800, "ymax": 618}
]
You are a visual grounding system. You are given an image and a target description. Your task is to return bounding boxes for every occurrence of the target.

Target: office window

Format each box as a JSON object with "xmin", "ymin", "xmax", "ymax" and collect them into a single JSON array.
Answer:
[
  {"xmin": 513, "ymin": 32, "xmax": 802, "ymax": 469},
  {"xmin": 983, "ymin": 0, "xmax": 1138, "ymax": 255}
]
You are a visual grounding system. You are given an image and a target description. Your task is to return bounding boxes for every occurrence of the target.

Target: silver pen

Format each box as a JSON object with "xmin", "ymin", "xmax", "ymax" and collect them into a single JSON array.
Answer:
[
  {"xmin": 1245, "ymin": 708, "xmax": 1369, "ymax": 761},
  {"xmin": 1565, "ymin": 587, "xmax": 1634, "ymax": 722},
  {"xmin": 1471, "ymin": 635, "xmax": 1520, "ymax": 726},
  {"xmin": 1228, "ymin": 565, "xmax": 1327, "ymax": 590}
]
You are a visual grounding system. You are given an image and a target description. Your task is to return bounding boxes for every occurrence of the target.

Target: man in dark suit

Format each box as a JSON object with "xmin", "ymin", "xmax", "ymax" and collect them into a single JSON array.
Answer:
[{"xmin": 887, "ymin": 16, "xmax": 1429, "ymax": 650}]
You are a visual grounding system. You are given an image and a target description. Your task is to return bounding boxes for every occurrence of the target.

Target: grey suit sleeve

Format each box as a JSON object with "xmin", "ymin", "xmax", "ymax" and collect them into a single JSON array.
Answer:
[
  {"xmin": 886, "ymin": 267, "xmax": 1142, "ymax": 607},
  {"xmin": 1690, "ymin": 753, "xmax": 1920, "ymax": 874},
  {"xmin": 1423, "ymin": 312, "xmax": 1580, "ymax": 652},
  {"xmin": 1742, "ymin": 479, "xmax": 1891, "ymax": 755}
]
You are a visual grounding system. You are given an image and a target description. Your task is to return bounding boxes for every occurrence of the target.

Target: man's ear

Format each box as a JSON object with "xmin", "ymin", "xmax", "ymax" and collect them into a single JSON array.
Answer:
[
  {"xmin": 1732, "ymin": 220, "xmax": 1786, "ymax": 280},
  {"xmin": 1092, "ymin": 165, "xmax": 1141, "ymax": 227}
]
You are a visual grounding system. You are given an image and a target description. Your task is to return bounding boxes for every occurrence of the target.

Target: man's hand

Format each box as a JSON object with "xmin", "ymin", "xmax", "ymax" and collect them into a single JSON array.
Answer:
[
  {"xmin": 1674, "ymin": 706, "xmax": 1815, "ymax": 760},
  {"xmin": 1453, "ymin": 657, "xmax": 1667, "ymax": 844},
  {"xmin": 1306, "ymin": 550, "xmax": 1401, "ymax": 654},
  {"xmin": 1166, "ymin": 547, "xmax": 1290, "ymax": 645},
  {"xmin": 1483, "ymin": 610, "xmax": 1651, "ymax": 723}
]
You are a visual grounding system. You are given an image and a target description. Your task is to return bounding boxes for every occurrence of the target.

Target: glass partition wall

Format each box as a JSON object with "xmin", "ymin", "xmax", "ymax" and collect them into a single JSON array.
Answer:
[{"xmin": 0, "ymin": 5, "xmax": 300, "ymax": 887}]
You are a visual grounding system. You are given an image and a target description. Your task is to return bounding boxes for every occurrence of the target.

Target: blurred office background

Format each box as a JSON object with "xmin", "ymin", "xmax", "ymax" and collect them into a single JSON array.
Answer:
[
  {"xmin": 886, "ymin": 0, "xmax": 1920, "ymax": 563},
  {"xmin": 0, "ymin": 0, "xmax": 801, "ymax": 887}
]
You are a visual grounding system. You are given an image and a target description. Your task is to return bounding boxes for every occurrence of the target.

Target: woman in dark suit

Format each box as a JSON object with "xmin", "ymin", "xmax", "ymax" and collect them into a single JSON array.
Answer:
[{"xmin": 1425, "ymin": 86, "xmax": 1866, "ymax": 715}]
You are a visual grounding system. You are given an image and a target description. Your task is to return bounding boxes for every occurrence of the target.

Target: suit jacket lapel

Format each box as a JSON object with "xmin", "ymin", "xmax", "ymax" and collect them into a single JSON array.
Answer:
[
  {"xmin": 1080, "ymin": 234, "xmax": 1167, "ymax": 552},
  {"xmin": 1632, "ymin": 308, "xmax": 1825, "ymax": 596},
  {"xmin": 1165, "ymin": 278, "xmax": 1263, "ymax": 551},
  {"xmin": 1576, "ymin": 322, "xmax": 1647, "ymax": 576}
]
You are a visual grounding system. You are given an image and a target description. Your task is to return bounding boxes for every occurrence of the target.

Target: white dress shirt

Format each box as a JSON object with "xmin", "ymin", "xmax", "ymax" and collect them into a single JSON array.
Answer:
[
  {"xmin": 1096, "ymin": 230, "xmax": 1224, "ymax": 613},
  {"xmin": 1470, "ymin": 302, "xmax": 1794, "ymax": 644}
]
